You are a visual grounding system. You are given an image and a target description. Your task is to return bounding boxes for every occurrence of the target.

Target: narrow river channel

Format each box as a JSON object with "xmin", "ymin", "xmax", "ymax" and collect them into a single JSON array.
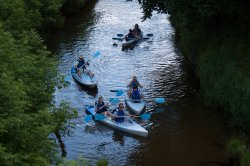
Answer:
[{"xmin": 48, "ymin": 0, "xmax": 230, "ymax": 165}]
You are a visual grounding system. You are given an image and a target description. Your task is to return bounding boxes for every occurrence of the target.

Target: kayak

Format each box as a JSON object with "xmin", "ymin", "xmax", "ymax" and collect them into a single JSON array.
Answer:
[
  {"xmin": 125, "ymin": 98, "xmax": 146, "ymax": 115},
  {"xmin": 85, "ymin": 105, "xmax": 148, "ymax": 137},
  {"xmin": 122, "ymin": 38, "xmax": 140, "ymax": 48},
  {"xmin": 71, "ymin": 66, "xmax": 97, "ymax": 88},
  {"xmin": 122, "ymin": 33, "xmax": 143, "ymax": 48}
]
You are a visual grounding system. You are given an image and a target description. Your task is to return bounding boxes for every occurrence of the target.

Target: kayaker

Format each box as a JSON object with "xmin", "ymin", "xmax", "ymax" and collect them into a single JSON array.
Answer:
[
  {"xmin": 95, "ymin": 96, "xmax": 109, "ymax": 116},
  {"xmin": 112, "ymin": 103, "xmax": 134, "ymax": 122},
  {"xmin": 132, "ymin": 24, "xmax": 142, "ymax": 38},
  {"xmin": 124, "ymin": 29, "xmax": 134, "ymax": 41},
  {"xmin": 127, "ymin": 76, "xmax": 144, "ymax": 99},
  {"xmin": 76, "ymin": 55, "xmax": 94, "ymax": 78}
]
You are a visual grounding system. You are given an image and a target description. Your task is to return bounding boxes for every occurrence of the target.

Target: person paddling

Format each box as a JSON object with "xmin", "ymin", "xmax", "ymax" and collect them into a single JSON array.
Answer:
[
  {"xmin": 95, "ymin": 96, "xmax": 109, "ymax": 116},
  {"xmin": 132, "ymin": 24, "xmax": 142, "ymax": 38},
  {"xmin": 124, "ymin": 29, "xmax": 135, "ymax": 41},
  {"xmin": 127, "ymin": 76, "xmax": 144, "ymax": 100},
  {"xmin": 112, "ymin": 103, "xmax": 134, "ymax": 122},
  {"xmin": 76, "ymin": 55, "xmax": 94, "ymax": 78}
]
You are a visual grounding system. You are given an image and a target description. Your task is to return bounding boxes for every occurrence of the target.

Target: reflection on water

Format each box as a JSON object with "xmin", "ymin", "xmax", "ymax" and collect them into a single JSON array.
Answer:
[{"xmin": 48, "ymin": 0, "xmax": 230, "ymax": 165}]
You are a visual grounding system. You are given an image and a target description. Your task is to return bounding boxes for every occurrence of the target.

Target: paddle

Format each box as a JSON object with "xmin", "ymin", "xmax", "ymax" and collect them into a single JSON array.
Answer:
[
  {"xmin": 83, "ymin": 115, "xmax": 93, "ymax": 123},
  {"xmin": 64, "ymin": 51, "xmax": 101, "ymax": 82},
  {"xmin": 64, "ymin": 75, "xmax": 71, "ymax": 83},
  {"xmin": 110, "ymin": 89, "xmax": 129, "ymax": 92},
  {"xmin": 154, "ymin": 98, "xmax": 165, "ymax": 104},
  {"xmin": 78, "ymin": 51, "xmax": 101, "ymax": 69},
  {"xmin": 146, "ymin": 33, "xmax": 153, "ymax": 37},
  {"xmin": 116, "ymin": 90, "xmax": 124, "ymax": 96},
  {"xmin": 109, "ymin": 97, "xmax": 166, "ymax": 104},
  {"xmin": 112, "ymin": 37, "xmax": 123, "ymax": 41},
  {"xmin": 117, "ymin": 34, "xmax": 124, "ymax": 37},
  {"xmin": 109, "ymin": 97, "xmax": 120, "ymax": 104},
  {"xmin": 117, "ymin": 33, "xmax": 153, "ymax": 37},
  {"xmin": 135, "ymin": 113, "xmax": 151, "ymax": 120},
  {"xmin": 94, "ymin": 113, "xmax": 106, "ymax": 121},
  {"xmin": 83, "ymin": 115, "xmax": 94, "ymax": 126},
  {"xmin": 115, "ymin": 113, "xmax": 151, "ymax": 120}
]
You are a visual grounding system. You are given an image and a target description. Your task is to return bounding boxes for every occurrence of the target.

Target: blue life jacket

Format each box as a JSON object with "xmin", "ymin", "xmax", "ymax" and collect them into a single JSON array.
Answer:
[
  {"xmin": 130, "ymin": 80, "xmax": 139, "ymax": 89},
  {"xmin": 77, "ymin": 59, "xmax": 86, "ymax": 69},
  {"xmin": 131, "ymin": 89, "xmax": 141, "ymax": 100},
  {"xmin": 113, "ymin": 109, "xmax": 125, "ymax": 123}
]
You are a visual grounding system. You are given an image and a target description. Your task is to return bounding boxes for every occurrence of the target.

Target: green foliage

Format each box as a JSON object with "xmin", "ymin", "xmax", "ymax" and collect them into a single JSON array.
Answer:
[
  {"xmin": 0, "ymin": 0, "xmax": 64, "ymax": 35},
  {"xmin": 0, "ymin": 0, "xmax": 90, "ymax": 165},
  {"xmin": 97, "ymin": 158, "xmax": 108, "ymax": 166},
  {"xmin": 58, "ymin": 156, "xmax": 91, "ymax": 166},
  {"xmin": 226, "ymin": 138, "xmax": 245, "ymax": 157},
  {"xmin": 241, "ymin": 150, "xmax": 250, "ymax": 166},
  {"xmin": 0, "ymin": 22, "xmax": 78, "ymax": 165},
  {"xmin": 138, "ymin": 0, "xmax": 167, "ymax": 21}
]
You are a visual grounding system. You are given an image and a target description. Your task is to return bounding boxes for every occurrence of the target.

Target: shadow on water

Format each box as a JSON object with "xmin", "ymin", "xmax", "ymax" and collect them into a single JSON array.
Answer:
[
  {"xmin": 112, "ymin": 130, "xmax": 125, "ymax": 145},
  {"xmin": 75, "ymin": 83, "xmax": 98, "ymax": 97}
]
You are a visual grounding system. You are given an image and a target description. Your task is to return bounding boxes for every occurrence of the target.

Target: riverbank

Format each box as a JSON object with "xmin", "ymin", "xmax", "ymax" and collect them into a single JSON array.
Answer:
[{"xmin": 164, "ymin": 1, "xmax": 250, "ymax": 165}]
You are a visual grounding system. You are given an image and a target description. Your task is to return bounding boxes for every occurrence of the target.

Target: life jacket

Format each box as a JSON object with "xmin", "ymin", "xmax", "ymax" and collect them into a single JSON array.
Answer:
[
  {"xmin": 95, "ymin": 101, "xmax": 106, "ymax": 114},
  {"xmin": 130, "ymin": 80, "xmax": 139, "ymax": 89},
  {"xmin": 77, "ymin": 59, "xmax": 86, "ymax": 69},
  {"xmin": 131, "ymin": 89, "xmax": 141, "ymax": 100},
  {"xmin": 113, "ymin": 109, "xmax": 125, "ymax": 123}
]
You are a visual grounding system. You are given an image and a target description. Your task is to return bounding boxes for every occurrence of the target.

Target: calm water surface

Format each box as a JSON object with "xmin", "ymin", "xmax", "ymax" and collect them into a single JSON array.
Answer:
[{"xmin": 48, "ymin": 0, "xmax": 230, "ymax": 165}]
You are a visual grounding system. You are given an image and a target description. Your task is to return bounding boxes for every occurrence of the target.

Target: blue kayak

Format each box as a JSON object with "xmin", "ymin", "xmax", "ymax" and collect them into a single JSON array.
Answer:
[{"xmin": 71, "ymin": 66, "xmax": 97, "ymax": 88}]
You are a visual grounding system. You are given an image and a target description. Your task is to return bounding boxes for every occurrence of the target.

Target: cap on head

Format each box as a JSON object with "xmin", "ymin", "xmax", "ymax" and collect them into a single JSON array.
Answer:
[
  {"xmin": 135, "ymin": 24, "xmax": 139, "ymax": 27},
  {"xmin": 79, "ymin": 55, "xmax": 83, "ymax": 59}
]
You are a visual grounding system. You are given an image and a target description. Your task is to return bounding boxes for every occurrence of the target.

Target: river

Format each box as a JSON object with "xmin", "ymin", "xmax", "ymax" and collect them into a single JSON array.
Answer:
[{"xmin": 48, "ymin": 0, "xmax": 230, "ymax": 165}]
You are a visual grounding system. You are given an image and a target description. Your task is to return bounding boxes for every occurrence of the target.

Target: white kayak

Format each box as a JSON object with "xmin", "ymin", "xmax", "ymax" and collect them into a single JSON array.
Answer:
[
  {"xmin": 85, "ymin": 105, "xmax": 148, "ymax": 137},
  {"xmin": 71, "ymin": 66, "xmax": 97, "ymax": 88},
  {"xmin": 122, "ymin": 32, "xmax": 143, "ymax": 48},
  {"xmin": 122, "ymin": 38, "xmax": 140, "ymax": 48},
  {"xmin": 125, "ymin": 98, "xmax": 146, "ymax": 115}
]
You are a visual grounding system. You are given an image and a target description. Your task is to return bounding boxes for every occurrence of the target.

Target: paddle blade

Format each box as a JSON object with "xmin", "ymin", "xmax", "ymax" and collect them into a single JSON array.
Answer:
[
  {"xmin": 117, "ymin": 34, "xmax": 124, "ymax": 37},
  {"xmin": 110, "ymin": 89, "xmax": 119, "ymax": 92},
  {"xmin": 112, "ymin": 37, "xmax": 123, "ymax": 40},
  {"xmin": 116, "ymin": 90, "xmax": 124, "ymax": 96},
  {"xmin": 83, "ymin": 115, "xmax": 93, "ymax": 123},
  {"xmin": 64, "ymin": 75, "xmax": 71, "ymax": 82},
  {"xmin": 109, "ymin": 98, "xmax": 120, "ymax": 104},
  {"xmin": 95, "ymin": 114, "xmax": 106, "ymax": 121},
  {"xmin": 140, "ymin": 113, "xmax": 151, "ymax": 120},
  {"xmin": 146, "ymin": 33, "xmax": 153, "ymax": 37},
  {"xmin": 154, "ymin": 98, "xmax": 165, "ymax": 104},
  {"xmin": 93, "ymin": 51, "xmax": 101, "ymax": 58}
]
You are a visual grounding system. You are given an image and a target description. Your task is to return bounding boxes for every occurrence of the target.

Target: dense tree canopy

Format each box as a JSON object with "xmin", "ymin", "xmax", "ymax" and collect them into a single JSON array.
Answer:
[{"xmin": 0, "ymin": 0, "xmax": 86, "ymax": 165}]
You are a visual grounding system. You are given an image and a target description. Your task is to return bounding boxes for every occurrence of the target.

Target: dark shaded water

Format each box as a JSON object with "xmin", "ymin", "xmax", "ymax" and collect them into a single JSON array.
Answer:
[{"xmin": 48, "ymin": 0, "xmax": 230, "ymax": 165}]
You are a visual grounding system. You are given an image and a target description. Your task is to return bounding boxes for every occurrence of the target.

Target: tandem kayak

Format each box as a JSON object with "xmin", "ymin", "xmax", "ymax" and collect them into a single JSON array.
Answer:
[
  {"xmin": 122, "ymin": 38, "xmax": 140, "ymax": 48},
  {"xmin": 125, "ymin": 98, "xmax": 146, "ymax": 115},
  {"xmin": 85, "ymin": 105, "xmax": 148, "ymax": 137},
  {"xmin": 71, "ymin": 66, "xmax": 97, "ymax": 88},
  {"xmin": 122, "ymin": 33, "xmax": 143, "ymax": 48}
]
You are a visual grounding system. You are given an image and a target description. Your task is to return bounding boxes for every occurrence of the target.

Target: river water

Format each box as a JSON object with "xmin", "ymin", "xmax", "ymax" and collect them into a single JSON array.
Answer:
[{"xmin": 48, "ymin": 0, "xmax": 230, "ymax": 165}]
